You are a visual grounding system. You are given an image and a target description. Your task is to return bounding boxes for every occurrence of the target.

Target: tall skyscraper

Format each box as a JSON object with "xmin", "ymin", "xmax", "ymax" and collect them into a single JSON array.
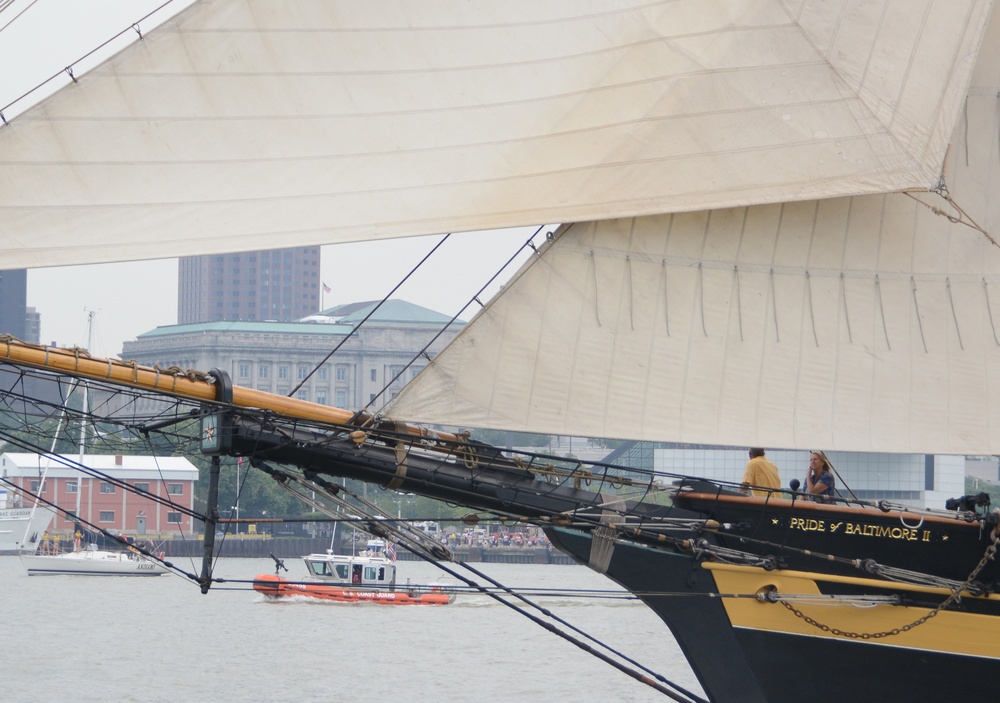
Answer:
[
  {"xmin": 177, "ymin": 247, "xmax": 321, "ymax": 323},
  {"xmin": 0, "ymin": 269, "xmax": 27, "ymax": 340}
]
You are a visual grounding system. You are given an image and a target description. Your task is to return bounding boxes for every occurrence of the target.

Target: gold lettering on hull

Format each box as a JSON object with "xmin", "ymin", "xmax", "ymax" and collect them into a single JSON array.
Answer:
[
  {"xmin": 842, "ymin": 523, "xmax": 921, "ymax": 541},
  {"xmin": 770, "ymin": 516, "xmax": 942, "ymax": 543},
  {"xmin": 787, "ymin": 519, "xmax": 932, "ymax": 541}
]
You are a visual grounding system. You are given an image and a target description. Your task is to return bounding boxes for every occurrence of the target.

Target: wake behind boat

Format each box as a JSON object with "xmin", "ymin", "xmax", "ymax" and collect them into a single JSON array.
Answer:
[{"xmin": 253, "ymin": 540, "xmax": 453, "ymax": 605}]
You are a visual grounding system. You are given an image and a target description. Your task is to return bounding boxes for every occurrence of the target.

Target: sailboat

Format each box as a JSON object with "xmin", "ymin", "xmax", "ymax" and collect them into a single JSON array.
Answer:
[
  {"xmin": 2, "ymin": 1, "xmax": 1000, "ymax": 700},
  {"xmin": 14, "ymin": 314, "xmax": 168, "ymax": 576}
]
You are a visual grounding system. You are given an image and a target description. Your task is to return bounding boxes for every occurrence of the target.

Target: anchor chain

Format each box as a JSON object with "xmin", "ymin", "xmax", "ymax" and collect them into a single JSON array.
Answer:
[{"xmin": 773, "ymin": 517, "xmax": 1000, "ymax": 640}]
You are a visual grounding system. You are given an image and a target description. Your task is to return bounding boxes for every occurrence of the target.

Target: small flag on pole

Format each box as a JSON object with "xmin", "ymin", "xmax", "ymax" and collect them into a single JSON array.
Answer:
[
  {"xmin": 385, "ymin": 541, "xmax": 397, "ymax": 562},
  {"xmin": 322, "ymin": 282, "xmax": 331, "ymax": 293}
]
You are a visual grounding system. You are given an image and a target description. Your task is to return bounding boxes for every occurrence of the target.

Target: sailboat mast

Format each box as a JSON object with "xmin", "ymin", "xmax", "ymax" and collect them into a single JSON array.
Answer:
[{"xmin": 75, "ymin": 311, "xmax": 94, "ymax": 521}]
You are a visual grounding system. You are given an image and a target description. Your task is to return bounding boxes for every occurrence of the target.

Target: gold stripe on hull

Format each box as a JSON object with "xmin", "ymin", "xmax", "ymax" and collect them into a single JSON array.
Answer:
[{"xmin": 704, "ymin": 562, "xmax": 1000, "ymax": 659}]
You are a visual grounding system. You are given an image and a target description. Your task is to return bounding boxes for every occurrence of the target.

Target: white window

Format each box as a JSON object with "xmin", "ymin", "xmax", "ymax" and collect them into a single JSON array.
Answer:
[
  {"xmin": 100, "ymin": 482, "xmax": 115, "ymax": 494},
  {"xmin": 167, "ymin": 512, "xmax": 182, "ymax": 524},
  {"xmin": 335, "ymin": 366, "xmax": 347, "ymax": 381},
  {"xmin": 168, "ymin": 484, "xmax": 183, "ymax": 495},
  {"xmin": 99, "ymin": 511, "xmax": 114, "ymax": 523},
  {"xmin": 259, "ymin": 365, "xmax": 270, "ymax": 379},
  {"xmin": 66, "ymin": 482, "xmax": 78, "ymax": 493}
]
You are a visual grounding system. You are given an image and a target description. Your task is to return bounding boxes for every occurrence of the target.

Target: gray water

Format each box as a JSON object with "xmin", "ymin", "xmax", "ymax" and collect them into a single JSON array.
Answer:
[{"xmin": 0, "ymin": 555, "xmax": 704, "ymax": 702}]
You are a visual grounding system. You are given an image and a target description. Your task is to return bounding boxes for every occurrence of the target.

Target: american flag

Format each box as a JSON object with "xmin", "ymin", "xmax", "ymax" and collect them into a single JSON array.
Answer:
[
  {"xmin": 385, "ymin": 541, "xmax": 397, "ymax": 562},
  {"xmin": 322, "ymin": 282, "xmax": 331, "ymax": 293}
]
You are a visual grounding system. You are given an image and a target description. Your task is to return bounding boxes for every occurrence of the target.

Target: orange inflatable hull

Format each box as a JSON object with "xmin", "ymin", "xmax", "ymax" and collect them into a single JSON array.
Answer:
[{"xmin": 252, "ymin": 574, "xmax": 452, "ymax": 605}]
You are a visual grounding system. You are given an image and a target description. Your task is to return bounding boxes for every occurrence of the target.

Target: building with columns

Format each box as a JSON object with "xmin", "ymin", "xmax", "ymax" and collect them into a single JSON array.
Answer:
[{"xmin": 121, "ymin": 299, "xmax": 463, "ymax": 412}]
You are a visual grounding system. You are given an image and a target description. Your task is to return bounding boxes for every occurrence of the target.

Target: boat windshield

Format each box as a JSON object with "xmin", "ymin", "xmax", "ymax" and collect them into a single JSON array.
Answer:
[{"xmin": 305, "ymin": 559, "xmax": 352, "ymax": 580}]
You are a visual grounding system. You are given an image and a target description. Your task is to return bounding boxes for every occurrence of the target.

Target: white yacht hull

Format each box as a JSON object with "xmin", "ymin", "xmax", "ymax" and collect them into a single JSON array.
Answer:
[{"xmin": 20, "ymin": 549, "xmax": 168, "ymax": 576}]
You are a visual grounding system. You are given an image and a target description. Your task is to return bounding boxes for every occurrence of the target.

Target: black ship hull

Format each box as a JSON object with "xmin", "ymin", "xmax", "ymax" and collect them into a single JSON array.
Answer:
[
  {"xmin": 547, "ymin": 527, "xmax": 1000, "ymax": 703},
  {"xmin": 2, "ymin": 347, "xmax": 998, "ymax": 703}
]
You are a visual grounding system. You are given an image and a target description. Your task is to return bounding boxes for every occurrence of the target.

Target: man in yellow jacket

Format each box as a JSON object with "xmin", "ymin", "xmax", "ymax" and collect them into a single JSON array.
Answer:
[{"xmin": 741, "ymin": 448, "xmax": 781, "ymax": 497}]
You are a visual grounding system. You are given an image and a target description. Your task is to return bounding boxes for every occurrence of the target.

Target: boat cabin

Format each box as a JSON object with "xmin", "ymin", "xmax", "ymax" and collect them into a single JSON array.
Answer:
[{"xmin": 303, "ymin": 541, "xmax": 396, "ymax": 589}]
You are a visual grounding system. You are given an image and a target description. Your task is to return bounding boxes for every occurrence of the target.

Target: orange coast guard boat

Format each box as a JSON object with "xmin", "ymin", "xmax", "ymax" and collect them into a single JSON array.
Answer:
[{"xmin": 252, "ymin": 540, "xmax": 453, "ymax": 606}]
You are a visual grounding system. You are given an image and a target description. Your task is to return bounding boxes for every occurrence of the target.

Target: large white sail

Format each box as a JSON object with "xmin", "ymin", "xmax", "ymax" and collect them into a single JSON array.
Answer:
[
  {"xmin": 0, "ymin": 0, "xmax": 992, "ymax": 269},
  {"xmin": 388, "ymin": 7, "xmax": 1000, "ymax": 455}
]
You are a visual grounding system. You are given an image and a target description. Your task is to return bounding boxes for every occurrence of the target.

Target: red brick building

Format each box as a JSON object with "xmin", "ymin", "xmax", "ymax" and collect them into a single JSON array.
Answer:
[{"xmin": 0, "ymin": 453, "xmax": 199, "ymax": 537}]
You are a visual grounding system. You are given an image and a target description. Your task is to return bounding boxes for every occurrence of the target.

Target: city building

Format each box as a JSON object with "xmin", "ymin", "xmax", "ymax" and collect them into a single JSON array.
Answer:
[
  {"xmin": 0, "ymin": 452, "xmax": 199, "ymax": 536},
  {"xmin": 23, "ymin": 306, "xmax": 40, "ymax": 344},
  {"xmin": 178, "ymin": 246, "xmax": 321, "ymax": 323},
  {"xmin": 122, "ymin": 299, "xmax": 463, "ymax": 411},
  {"xmin": 0, "ymin": 268, "xmax": 27, "ymax": 340}
]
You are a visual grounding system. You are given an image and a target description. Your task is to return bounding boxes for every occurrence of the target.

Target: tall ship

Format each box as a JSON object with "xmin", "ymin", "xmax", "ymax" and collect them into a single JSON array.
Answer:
[{"xmin": 2, "ymin": 2, "xmax": 1000, "ymax": 701}]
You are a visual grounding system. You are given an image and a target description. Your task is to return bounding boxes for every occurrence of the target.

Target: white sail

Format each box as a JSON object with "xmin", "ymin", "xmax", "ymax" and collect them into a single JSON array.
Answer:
[
  {"xmin": 388, "ymin": 7, "xmax": 1000, "ymax": 455},
  {"xmin": 0, "ymin": 0, "xmax": 992, "ymax": 269}
]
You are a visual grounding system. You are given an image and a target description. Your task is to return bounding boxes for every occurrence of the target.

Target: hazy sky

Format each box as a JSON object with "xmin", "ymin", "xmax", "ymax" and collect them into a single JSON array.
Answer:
[{"xmin": 1, "ymin": 1, "xmax": 539, "ymax": 357}]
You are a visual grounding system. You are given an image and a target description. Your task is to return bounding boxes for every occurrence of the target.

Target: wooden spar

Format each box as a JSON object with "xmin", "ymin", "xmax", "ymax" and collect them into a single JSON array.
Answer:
[{"xmin": 0, "ymin": 336, "xmax": 466, "ymax": 443}]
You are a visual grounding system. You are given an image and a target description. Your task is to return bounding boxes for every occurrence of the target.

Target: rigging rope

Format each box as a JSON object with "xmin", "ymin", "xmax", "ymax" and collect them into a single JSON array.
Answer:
[
  {"xmin": 367, "ymin": 226, "xmax": 546, "ymax": 416},
  {"xmin": 255, "ymin": 463, "xmax": 706, "ymax": 702}
]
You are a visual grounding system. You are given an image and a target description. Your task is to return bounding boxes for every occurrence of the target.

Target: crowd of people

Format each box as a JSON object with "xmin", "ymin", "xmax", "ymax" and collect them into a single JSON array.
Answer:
[{"xmin": 443, "ymin": 529, "xmax": 551, "ymax": 549}]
